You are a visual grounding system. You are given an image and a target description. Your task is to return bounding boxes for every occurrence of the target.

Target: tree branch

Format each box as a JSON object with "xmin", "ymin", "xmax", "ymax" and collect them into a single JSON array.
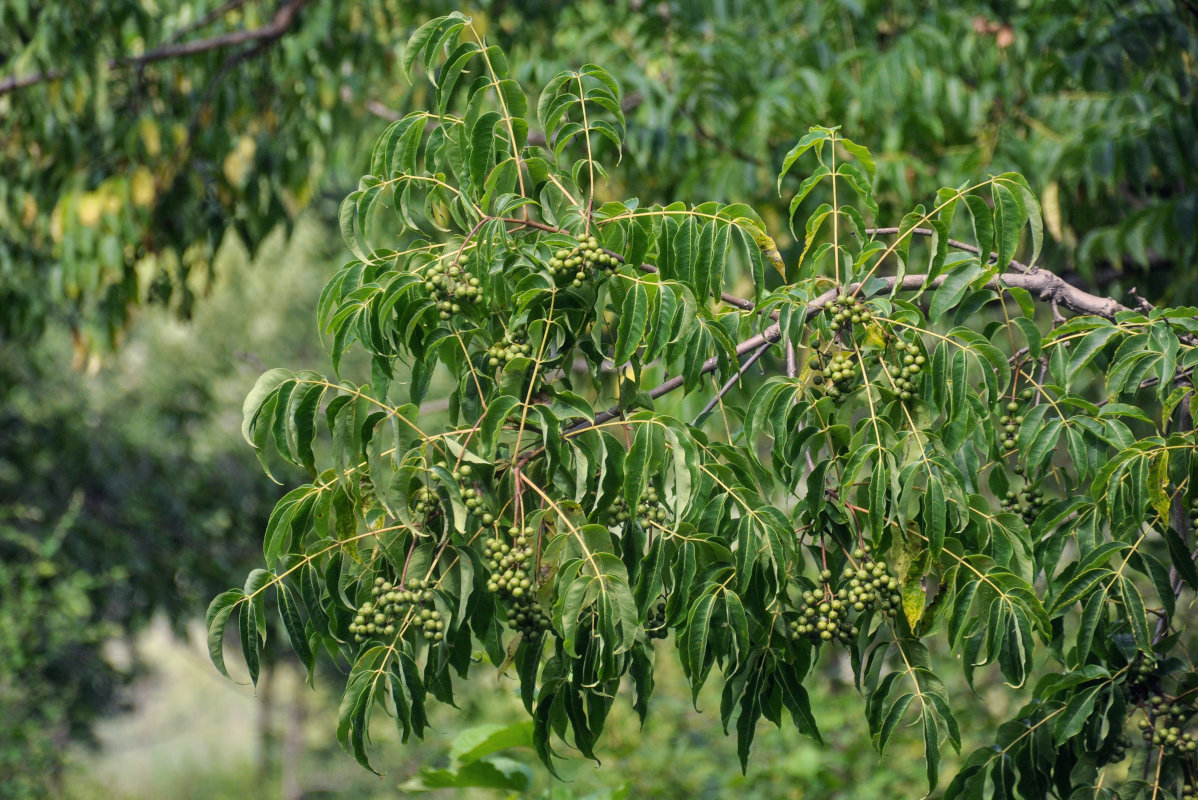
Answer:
[
  {"xmin": 693, "ymin": 342, "xmax": 772, "ymax": 425},
  {"xmin": 0, "ymin": 0, "xmax": 312, "ymax": 96},
  {"xmin": 562, "ymin": 268, "xmax": 1134, "ymax": 441}
]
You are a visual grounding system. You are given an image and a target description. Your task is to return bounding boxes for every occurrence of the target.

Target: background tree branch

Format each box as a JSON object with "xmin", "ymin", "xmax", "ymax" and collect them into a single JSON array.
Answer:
[{"xmin": 0, "ymin": 0, "xmax": 312, "ymax": 96}]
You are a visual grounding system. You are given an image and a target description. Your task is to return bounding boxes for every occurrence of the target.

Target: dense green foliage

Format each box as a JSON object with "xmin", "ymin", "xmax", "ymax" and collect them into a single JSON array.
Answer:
[
  {"xmin": 4, "ymin": 1, "xmax": 1194, "ymax": 347},
  {"xmin": 0, "ymin": 502, "xmax": 119, "ymax": 800},
  {"xmin": 0, "ymin": 0, "xmax": 417, "ymax": 343},
  {"xmin": 210, "ymin": 14, "xmax": 1198, "ymax": 797},
  {"xmin": 0, "ymin": 223, "xmax": 334, "ymax": 796}
]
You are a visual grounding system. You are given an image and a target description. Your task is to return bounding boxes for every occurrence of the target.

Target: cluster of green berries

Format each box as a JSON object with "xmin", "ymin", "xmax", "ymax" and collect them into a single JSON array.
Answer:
[
  {"xmin": 789, "ymin": 547, "xmax": 901, "ymax": 646},
  {"xmin": 790, "ymin": 585, "xmax": 859, "ymax": 645},
  {"xmin": 997, "ymin": 388, "xmax": 1035, "ymax": 451},
  {"xmin": 646, "ymin": 598, "xmax": 669, "ymax": 640},
  {"xmin": 884, "ymin": 339, "xmax": 924, "ymax": 401},
  {"xmin": 1099, "ymin": 734, "xmax": 1133, "ymax": 765},
  {"xmin": 424, "ymin": 253, "xmax": 482, "ymax": 320},
  {"xmin": 1190, "ymin": 496, "xmax": 1198, "ymax": 535},
  {"xmin": 605, "ymin": 486, "xmax": 669, "ymax": 529},
  {"xmin": 1139, "ymin": 694, "xmax": 1197, "ymax": 755},
  {"xmin": 349, "ymin": 577, "xmax": 444, "ymax": 643},
  {"xmin": 999, "ymin": 482, "xmax": 1047, "ymax": 524},
  {"xmin": 548, "ymin": 233, "xmax": 619, "ymax": 286},
  {"xmin": 824, "ymin": 294, "xmax": 872, "ymax": 332},
  {"xmin": 450, "ymin": 463, "xmax": 490, "ymax": 520},
  {"xmin": 483, "ymin": 526, "xmax": 550, "ymax": 637},
  {"xmin": 486, "ymin": 326, "xmax": 533, "ymax": 368},
  {"xmin": 809, "ymin": 350, "xmax": 859, "ymax": 400},
  {"xmin": 412, "ymin": 486, "xmax": 439, "ymax": 516},
  {"xmin": 1130, "ymin": 652, "xmax": 1159, "ymax": 689},
  {"xmin": 1184, "ymin": 783, "xmax": 1198, "ymax": 800}
]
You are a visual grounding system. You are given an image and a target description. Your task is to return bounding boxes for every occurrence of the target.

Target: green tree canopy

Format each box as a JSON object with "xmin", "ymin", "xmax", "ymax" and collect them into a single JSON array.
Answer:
[
  {"xmin": 212, "ymin": 15, "xmax": 1198, "ymax": 797},
  {"xmin": 3, "ymin": 1, "xmax": 1193, "ymax": 346}
]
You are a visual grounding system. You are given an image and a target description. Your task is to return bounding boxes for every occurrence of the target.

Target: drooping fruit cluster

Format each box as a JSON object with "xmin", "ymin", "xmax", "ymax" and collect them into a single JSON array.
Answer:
[
  {"xmin": 809, "ymin": 350, "xmax": 859, "ymax": 401},
  {"xmin": 604, "ymin": 486, "xmax": 670, "ymax": 530},
  {"xmin": 646, "ymin": 598, "xmax": 669, "ymax": 640},
  {"xmin": 486, "ymin": 325, "xmax": 533, "ymax": 368},
  {"xmin": 349, "ymin": 577, "xmax": 444, "ymax": 643},
  {"xmin": 424, "ymin": 252, "xmax": 483, "ymax": 320},
  {"xmin": 788, "ymin": 547, "xmax": 902, "ymax": 646},
  {"xmin": 547, "ymin": 232, "xmax": 619, "ymax": 286},
  {"xmin": 412, "ymin": 485, "xmax": 439, "ymax": 516},
  {"xmin": 484, "ymin": 526, "xmax": 551, "ymax": 637},
  {"xmin": 1128, "ymin": 652, "xmax": 1159, "ymax": 697},
  {"xmin": 449, "ymin": 463, "xmax": 491, "ymax": 522},
  {"xmin": 884, "ymin": 338, "xmax": 924, "ymax": 401},
  {"xmin": 999, "ymin": 483, "xmax": 1047, "ymax": 524},
  {"xmin": 1139, "ymin": 694, "xmax": 1198, "ymax": 755},
  {"xmin": 790, "ymin": 578, "xmax": 858, "ymax": 645},
  {"xmin": 997, "ymin": 387, "xmax": 1035, "ymax": 451},
  {"xmin": 1099, "ymin": 734, "xmax": 1133, "ymax": 765},
  {"xmin": 824, "ymin": 294, "xmax": 872, "ymax": 332},
  {"xmin": 1190, "ymin": 495, "xmax": 1198, "ymax": 536}
]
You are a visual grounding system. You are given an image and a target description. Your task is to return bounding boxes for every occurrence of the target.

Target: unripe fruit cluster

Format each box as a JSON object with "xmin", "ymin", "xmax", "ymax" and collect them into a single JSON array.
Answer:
[
  {"xmin": 646, "ymin": 598, "xmax": 669, "ymax": 640},
  {"xmin": 1139, "ymin": 694, "xmax": 1197, "ymax": 755},
  {"xmin": 884, "ymin": 339, "xmax": 924, "ymax": 402},
  {"xmin": 605, "ymin": 486, "xmax": 669, "ymax": 529},
  {"xmin": 824, "ymin": 294, "xmax": 872, "ymax": 332},
  {"xmin": 412, "ymin": 486, "xmax": 439, "ymax": 516},
  {"xmin": 548, "ymin": 233, "xmax": 619, "ymax": 287},
  {"xmin": 424, "ymin": 253, "xmax": 482, "ymax": 320},
  {"xmin": 349, "ymin": 577, "xmax": 444, "ymax": 643},
  {"xmin": 789, "ymin": 547, "xmax": 902, "ymax": 646},
  {"xmin": 1190, "ymin": 496, "xmax": 1198, "ymax": 535},
  {"xmin": 486, "ymin": 326, "xmax": 532, "ymax": 368},
  {"xmin": 484, "ymin": 526, "xmax": 550, "ymax": 637},
  {"xmin": 449, "ymin": 463, "xmax": 489, "ymax": 519},
  {"xmin": 999, "ymin": 483, "xmax": 1046, "ymax": 525},
  {"xmin": 997, "ymin": 387, "xmax": 1035, "ymax": 451},
  {"xmin": 809, "ymin": 350, "xmax": 859, "ymax": 401},
  {"xmin": 1129, "ymin": 652, "xmax": 1158, "ymax": 690},
  {"xmin": 1099, "ymin": 734, "xmax": 1133, "ymax": 765}
]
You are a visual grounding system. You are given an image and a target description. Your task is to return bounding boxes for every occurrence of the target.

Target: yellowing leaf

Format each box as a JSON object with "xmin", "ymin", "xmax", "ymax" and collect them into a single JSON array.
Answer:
[
  {"xmin": 130, "ymin": 167, "xmax": 156, "ymax": 207},
  {"xmin": 138, "ymin": 117, "xmax": 161, "ymax": 158},
  {"xmin": 1042, "ymin": 181, "xmax": 1063, "ymax": 242},
  {"xmin": 223, "ymin": 136, "xmax": 257, "ymax": 187},
  {"xmin": 902, "ymin": 572, "xmax": 926, "ymax": 629},
  {"xmin": 77, "ymin": 192, "xmax": 104, "ymax": 227}
]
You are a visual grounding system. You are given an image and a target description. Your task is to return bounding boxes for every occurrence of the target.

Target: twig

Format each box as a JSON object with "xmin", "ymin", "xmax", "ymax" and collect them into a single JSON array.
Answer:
[
  {"xmin": 1129, "ymin": 287, "xmax": 1155, "ymax": 314},
  {"xmin": 692, "ymin": 342, "xmax": 773, "ymax": 425},
  {"xmin": 1050, "ymin": 299, "xmax": 1066, "ymax": 326},
  {"xmin": 0, "ymin": 0, "xmax": 312, "ymax": 96}
]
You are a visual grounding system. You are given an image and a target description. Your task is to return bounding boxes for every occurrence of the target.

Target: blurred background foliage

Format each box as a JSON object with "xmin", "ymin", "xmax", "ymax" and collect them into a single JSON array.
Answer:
[{"xmin": 1, "ymin": 0, "xmax": 1194, "ymax": 797}]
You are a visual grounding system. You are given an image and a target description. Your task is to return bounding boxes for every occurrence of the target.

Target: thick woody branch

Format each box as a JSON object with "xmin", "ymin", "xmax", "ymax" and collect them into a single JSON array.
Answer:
[
  {"xmin": 565, "ymin": 268, "xmax": 1134, "ymax": 439},
  {"xmin": 0, "ymin": 0, "xmax": 311, "ymax": 96}
]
